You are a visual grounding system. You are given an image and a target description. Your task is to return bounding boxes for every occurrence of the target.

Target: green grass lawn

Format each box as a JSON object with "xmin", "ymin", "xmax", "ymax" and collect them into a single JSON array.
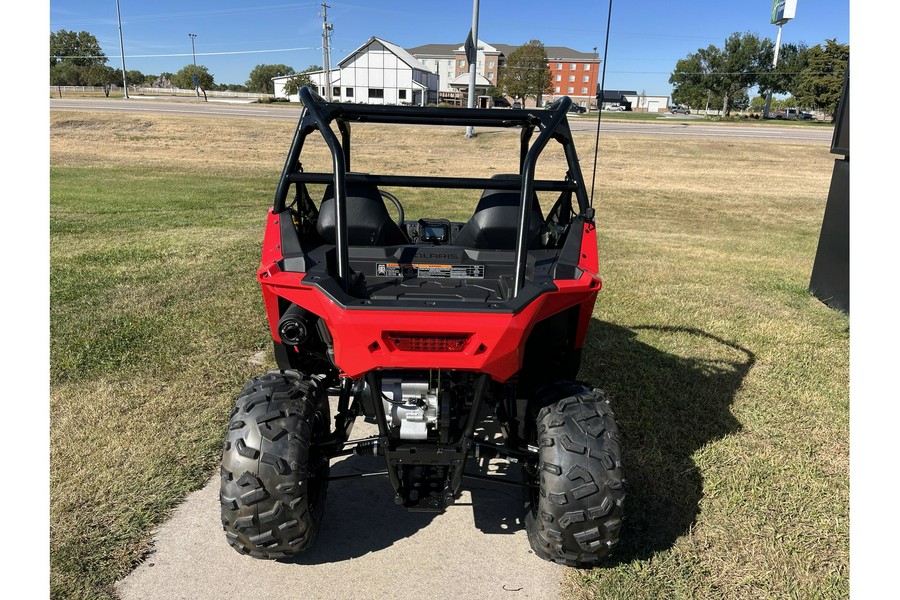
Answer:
[{"xmin": 50, "ymin": 112, "xmax": 847, "ymax": 599}]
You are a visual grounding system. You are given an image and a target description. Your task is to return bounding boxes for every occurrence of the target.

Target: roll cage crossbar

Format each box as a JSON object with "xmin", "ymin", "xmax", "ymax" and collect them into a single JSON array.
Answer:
[{"xmin": 274, "ymin": 87, "xmax": 592, "ymax": 296}]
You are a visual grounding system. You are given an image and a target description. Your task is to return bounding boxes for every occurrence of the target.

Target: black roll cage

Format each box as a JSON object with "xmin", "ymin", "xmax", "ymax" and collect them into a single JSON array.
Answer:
[{"xmin": 274, "ymin": 86, "xmax": 592, "ymax": 297}]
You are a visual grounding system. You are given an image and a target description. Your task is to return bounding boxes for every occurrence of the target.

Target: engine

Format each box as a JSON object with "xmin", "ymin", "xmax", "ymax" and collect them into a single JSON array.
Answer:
[{"xmin": 381, "ymin": 378, "xmax": 441, "ymax": 440}]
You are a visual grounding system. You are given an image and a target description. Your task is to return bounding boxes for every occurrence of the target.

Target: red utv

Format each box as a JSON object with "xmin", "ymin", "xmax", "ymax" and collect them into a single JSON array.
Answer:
[{"xmin": 220, "ymin": 87, "xmax": 624, "ymax": 566}]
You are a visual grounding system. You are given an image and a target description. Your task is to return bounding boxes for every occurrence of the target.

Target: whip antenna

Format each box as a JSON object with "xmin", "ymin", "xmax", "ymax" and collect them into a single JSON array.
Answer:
[{"xmin": 589, "ymin": 0, "xmax": 614, "ymax": 208}]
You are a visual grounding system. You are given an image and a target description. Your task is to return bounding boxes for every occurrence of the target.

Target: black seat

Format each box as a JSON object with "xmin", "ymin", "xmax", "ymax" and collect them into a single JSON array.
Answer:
[
  {"xmin": 316, "ymin": 180, "xmax": 408, "ymax": 246},
  {"xmin": 454, "ymin": 175, "xmax": 546, "ymax": 250}
]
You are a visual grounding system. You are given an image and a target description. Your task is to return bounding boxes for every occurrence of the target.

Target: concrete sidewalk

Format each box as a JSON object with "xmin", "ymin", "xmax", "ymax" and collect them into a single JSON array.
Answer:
[{"xmin": 115, "ymin": 406, "xmax": 562, "ymax": 600}]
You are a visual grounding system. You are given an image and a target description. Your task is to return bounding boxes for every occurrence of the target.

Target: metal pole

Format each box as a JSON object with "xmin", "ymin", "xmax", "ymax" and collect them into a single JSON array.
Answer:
[
  {"xmin": 465, "ymin": 0, "xmax": 480, "ymax": 138},
  {"xmin": 321, "ymin": 3, "xmax": 333, "ymax": 101},
  {"xmin": 115, "ymin": 0, "xmax": 129, "ymax": 99},
  {"xmin": 188, "ymin": 33, "xmax": 199, "ymax": 96},
  {"xmin": 763, "ymin": 24, "xmax": 783, "ymax": 118}
]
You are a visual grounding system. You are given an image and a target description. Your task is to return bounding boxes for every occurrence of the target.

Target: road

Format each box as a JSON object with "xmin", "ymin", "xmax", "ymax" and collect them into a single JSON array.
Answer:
[
  {"xmin": 115, "ymin": 400, "xmax": 561, "ymax": 600},
  {"xmin": 50, "ymin": 97, "xmax": 833, "ymax": 144}
]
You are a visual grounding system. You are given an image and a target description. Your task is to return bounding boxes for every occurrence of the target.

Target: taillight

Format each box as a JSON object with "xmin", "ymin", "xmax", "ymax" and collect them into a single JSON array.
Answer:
[{"xmin": 385, "ymin": 333, "xmax": 471, "ymax": 352}]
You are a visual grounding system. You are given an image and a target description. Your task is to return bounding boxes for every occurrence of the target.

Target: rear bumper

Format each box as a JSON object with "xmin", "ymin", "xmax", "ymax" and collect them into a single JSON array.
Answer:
[{"xmin": 259, "ymin": 268, "xmax": 598, "ymax": 381}]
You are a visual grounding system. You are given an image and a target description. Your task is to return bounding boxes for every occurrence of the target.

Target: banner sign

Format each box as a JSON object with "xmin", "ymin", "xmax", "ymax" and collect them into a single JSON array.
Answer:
[
  {"xmin": 771, "ymin": 0, "xmax": 797, "ymax": 25},
  {"xmin": 464, "ymin": 29, "xmax": 476, "ymax": 65}
]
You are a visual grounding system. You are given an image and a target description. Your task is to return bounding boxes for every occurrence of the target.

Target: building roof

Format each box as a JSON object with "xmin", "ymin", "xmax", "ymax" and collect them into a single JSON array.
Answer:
[
  {"xmin": 406, "ymin": 43, "xmax": 462, "ymax": 56},
  {"xmin": 340, "ymin": 36, "xmax": 429, "ymax": 71},
  {"xmin": 490, "ymin": 44, "xmax": 598, "ymax": 61},
  {"xmin": 406, "ymin": 41, "xmax": 599, "ymax": 61},
  {"xmin": 448, "ymin": 73, "xmax": 492, "ymax": 87},
  {"xmin": 598, "ymin": 89, "xmax": 638, "ymax": 101}
]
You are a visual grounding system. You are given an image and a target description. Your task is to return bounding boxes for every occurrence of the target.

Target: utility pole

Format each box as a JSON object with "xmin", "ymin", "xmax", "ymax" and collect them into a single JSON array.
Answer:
[
  {"xmin": 320, "ymin": 3, "xmax": 333, "ymax": 101},
  {"xmin": 465, "ymin": 0, "xmax": 480, "ymax": 138},
  {"xmin": 188, "ymin": 33, "xmax": 199, "ymax": 96},
  {"xmin": 115, "ymin": 0, "xmax": 129, "ymax": 98}
]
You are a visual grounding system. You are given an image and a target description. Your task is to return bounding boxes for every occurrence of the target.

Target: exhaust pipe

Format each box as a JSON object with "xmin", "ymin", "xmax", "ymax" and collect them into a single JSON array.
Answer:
[{"xmin": 277, "ymin": 305, "xmax": 310, "ymax": 347}]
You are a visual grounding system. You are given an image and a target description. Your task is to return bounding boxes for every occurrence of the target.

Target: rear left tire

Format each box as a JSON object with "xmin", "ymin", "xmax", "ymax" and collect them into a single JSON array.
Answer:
[{"xmin": 220, "ymin": 370, "xmax": 330, "ymax": 559}]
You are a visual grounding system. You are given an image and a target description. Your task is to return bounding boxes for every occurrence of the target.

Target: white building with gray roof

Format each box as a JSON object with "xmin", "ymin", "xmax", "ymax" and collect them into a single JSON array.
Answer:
[{"xmin": 274, "ymin": 37, "xmax": 439, "ymax": 106}]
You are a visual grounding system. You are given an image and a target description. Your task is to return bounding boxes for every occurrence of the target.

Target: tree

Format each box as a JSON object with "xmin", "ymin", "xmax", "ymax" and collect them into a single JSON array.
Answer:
[
  {"xmin": 49, "ymin": 29, "xmax": 110, "ymax": 86},
  {"xmin": 757, "ymin": 42, "xmax": 809, "ymax": 98},
  {"xmin": 670, "ymin": 32, "xmax": 773, "ymax": 116},
  {"xmin": 50, "ymin": 30, "xmax": 107, "ymax": 68},
  {"xmin": 670, "ymin": 54, "xmax": 709, "ymax": 109},
  {"xmin": 171, "ymin": 64, "xmax": 214, "ymax": 90},
  {"xmin": 125, "ymin": 69, "xmax": 145, "ymax": 87},
  {"xmin": 246, "ymin": 64, "xmax": 296, "ymax": 94},
  {"xmin": 50, "ymin": 61, "xmax": 84, "ymax": 86},
  {"xmin": 282, "ymin": 73, "xmax": 315, "ymax": 98},
  {"xmin": 749, "ymin": 95, "xmax": 767, "ymax": 112},
  {"xmin": 794, "ymin": 39, "xmax": 849, "ymax": 116},
  {"xmin": 281, "ymin": 65, "xmax": 322, "ymax": 98},
  {"xmin": 497, "ymin": 40, "xmax": 552, "ymax": 105}
]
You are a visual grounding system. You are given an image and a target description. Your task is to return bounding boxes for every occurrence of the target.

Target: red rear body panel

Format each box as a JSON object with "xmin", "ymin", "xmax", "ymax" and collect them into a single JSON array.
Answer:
[{"xmin": 258, "ymin": 210, "xmax": 600, "ymax": 382}]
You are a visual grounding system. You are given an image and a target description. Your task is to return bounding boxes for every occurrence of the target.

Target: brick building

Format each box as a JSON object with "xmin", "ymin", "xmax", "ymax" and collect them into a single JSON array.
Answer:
[{"xmin": 408, "ymin": 40, "xmax": 601, "ymax": 108}]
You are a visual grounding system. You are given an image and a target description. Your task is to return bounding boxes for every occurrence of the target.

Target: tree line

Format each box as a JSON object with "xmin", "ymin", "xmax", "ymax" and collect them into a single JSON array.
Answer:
[
  {"xmin": 50, "ymin": 29, "xmax": 318, "ymax": 94},
  {"xmin": 51, "ymin": 28, "xmax": 846, "ymax": 114},
  {"xmin": 669, "ymin": 32, "xmax": 848, "ymax": 117},
  {"xmin": 49, "ymin": 29, "xmax": 555, "ymax": 102}
]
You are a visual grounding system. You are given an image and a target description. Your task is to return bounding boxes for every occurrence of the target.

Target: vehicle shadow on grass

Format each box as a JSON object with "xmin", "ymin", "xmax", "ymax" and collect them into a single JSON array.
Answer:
[{"xmin": 582, "ymin": 320, "xmax": 755, "ymax": 563}]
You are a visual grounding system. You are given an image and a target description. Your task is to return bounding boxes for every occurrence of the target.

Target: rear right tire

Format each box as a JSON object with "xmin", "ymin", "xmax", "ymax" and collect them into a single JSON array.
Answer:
[{"xmin": 525, "ymin": 385, "xmax": 625, "ymax": 567}]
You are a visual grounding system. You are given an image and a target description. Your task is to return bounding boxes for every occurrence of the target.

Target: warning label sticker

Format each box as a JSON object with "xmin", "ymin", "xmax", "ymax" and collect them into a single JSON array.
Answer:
[{"xmin": 376, "ymin": 263, "xmax": 484, "ymax": 279}]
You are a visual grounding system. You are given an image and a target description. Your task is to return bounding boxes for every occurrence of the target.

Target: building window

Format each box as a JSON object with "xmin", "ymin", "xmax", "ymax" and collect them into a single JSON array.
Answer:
[
  {"xmin": 568, "ymin": 75, "xmax": 575, "ymax": 82},
  {"xmin": 556, "ymin": 74, "xmax": 561, "ymax": 82},
  {"xmin": 345, "ymin": 87, "xmax": 353, "ymax": 97},
  {"xmin": 368, "ymin": 88, "xmax": 384, "ymax": 99},
  {"xmin": 489, "ymin": 59, "xmax": 494, "ymax": 67},
  {"xmin": 556, "ymin": 62, "xmax": 562, "ymax": 69},
  {"xmin": 459, "ymin": 59, "xmax": 465, "ymax": 67},
  {"xmin": 583, "ymin": 75, "xmax": 590, "ymax": 82},
  {"xmin": 554, "ymin": 86, "xmax": 560, "ymax": 93},
  {"xmin": 333, "ymin": 86, "xmax": 340, "ymax": 97},
  {"xmin": 582, "ymin": 87, "xmax": 588, "ymax": 94},
  {"xmin": 399, "ymin": 89, "xmax": 407, "ymax": 100},
  {"xmin": 487, "ymin": 72, "xmax": 493, "ymax": 80},
  {"xmin": 585, "ymin": 64, "xmax": 591, "ymax": 70},
  {"xmin": 570, "ymin": 63, "xmax": 576, "ymax": 70},
  {"xmin": 567, "ymin": 86, "xmax": 574, "ymax": 93}
]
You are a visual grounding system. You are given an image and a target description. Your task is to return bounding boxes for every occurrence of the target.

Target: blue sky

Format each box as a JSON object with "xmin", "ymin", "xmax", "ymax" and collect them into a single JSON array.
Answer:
[{"xmin": 49, "ymin": 0, "xmax": 848, "ymax": 95}]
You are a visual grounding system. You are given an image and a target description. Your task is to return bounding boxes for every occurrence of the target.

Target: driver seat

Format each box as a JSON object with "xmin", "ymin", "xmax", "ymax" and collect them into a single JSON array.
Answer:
[
  {"xmin": 316, "ymin": 180, "xmax": 408, "ymax": 246},
  {"xmin": 454, "ymin": 175, "xmax": 546, "ymax": 250}
]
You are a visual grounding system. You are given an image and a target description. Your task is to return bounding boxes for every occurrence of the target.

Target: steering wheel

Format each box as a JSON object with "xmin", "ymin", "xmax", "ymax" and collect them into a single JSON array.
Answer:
[{"xmin": 380, "ymin": 190, "xmax": 404, "ymax": 225}]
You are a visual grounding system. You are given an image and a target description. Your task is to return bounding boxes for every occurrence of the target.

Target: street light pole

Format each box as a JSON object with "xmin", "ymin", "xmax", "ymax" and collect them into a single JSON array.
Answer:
[
  {"xmin": 115, "ymin": 0, "xmax": 129, "ymax": 98},
  {"xmin": 188, "ymin": 33, "xmax": 199, "ymax": 96}
]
